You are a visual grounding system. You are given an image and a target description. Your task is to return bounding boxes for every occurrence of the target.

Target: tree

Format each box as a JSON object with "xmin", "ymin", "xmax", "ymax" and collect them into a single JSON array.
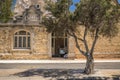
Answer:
[
  {"xmin": 42, "ymin": 0, "xmax": 73, "ymax": 34},
  {"xmin": 73, "ymin": 0, "xmax": 120, "ymax": 74},
  {"xmin": 0, "ymin": 0, "xmax": 12, "ymax": 23},
  {"xmin": 42, "ymin": 0, "xmax": 120, "ymax": 74}
]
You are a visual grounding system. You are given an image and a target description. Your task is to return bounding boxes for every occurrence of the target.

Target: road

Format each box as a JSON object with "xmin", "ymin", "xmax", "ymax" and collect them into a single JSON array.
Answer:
[{"xmin": 0, "ymin": 62, "xmax": 120, "ymax": 69}]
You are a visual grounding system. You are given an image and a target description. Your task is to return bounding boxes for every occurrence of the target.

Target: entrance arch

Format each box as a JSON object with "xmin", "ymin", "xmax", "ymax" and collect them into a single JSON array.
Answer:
[{"xmin": 51, "ymin": 33, "xmax": 68, "ymax": 57}]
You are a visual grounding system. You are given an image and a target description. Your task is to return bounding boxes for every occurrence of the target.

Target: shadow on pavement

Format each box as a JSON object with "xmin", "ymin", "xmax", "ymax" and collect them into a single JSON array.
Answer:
[
  {"xmin": 112, "ymin": 75, "xmax": 120, "ymax": 80},
  {"xmin": 13, "ymin": 69, "xmax": 120, "ymax": 80}
]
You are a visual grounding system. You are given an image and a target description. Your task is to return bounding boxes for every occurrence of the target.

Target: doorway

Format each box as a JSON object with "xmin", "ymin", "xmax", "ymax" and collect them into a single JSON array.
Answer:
[{"xmin": 52, "ymin": 33, "xmax": 68, "ymax": 57}]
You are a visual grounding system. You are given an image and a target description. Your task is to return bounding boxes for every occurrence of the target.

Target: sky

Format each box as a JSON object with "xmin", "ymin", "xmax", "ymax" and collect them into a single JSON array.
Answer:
[
  {"xmin": 69, "ymin": 0, "xmax": 80, "ymax": 12},
  {"xmin": 118, "ymin": 0, "xmax": 120, "ymax": 4},
  {"xmin": 12, "ymin": 0, "xmax": 17, "ymax": 6},
  {"xmin": 11, "ymin": 0, "xmax": 17, "ymax": 10}
]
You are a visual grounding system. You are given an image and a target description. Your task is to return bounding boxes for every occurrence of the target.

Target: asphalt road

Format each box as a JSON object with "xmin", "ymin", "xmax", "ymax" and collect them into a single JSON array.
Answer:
[{"xmin": 0, "ymin": 62, "xmax": 120, "ymax": 69}]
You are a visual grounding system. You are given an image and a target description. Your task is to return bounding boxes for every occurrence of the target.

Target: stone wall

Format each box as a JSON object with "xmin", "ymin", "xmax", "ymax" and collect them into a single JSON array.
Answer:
[
  {"xmin": 0, "ymin": 26, "xmax": 50, "ymax": 59},
  {"xmin": 74, "ymin": 27, "xmax": 120, "ymax": 59},
  {"xmin": 33, "ymin": 27, "xmax": 49, "ymax": 54},
  {"xmin": 0, "ymin": 27, "xmax": 11, "ymax": 53},
  {"xmin": 0, "ymin": 25, "xmax": 120, "ymax": 59}
]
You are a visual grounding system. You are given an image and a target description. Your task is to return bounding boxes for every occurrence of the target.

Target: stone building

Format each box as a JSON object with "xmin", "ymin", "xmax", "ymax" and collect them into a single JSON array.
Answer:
[{"xmin": 0, "ymin": 0, "xmax": 120, "ymax": 59}]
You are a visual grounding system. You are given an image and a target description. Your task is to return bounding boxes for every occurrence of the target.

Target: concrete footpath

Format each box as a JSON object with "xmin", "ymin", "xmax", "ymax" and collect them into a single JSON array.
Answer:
[
  {"xmin": 0, "ymin": 69, "xmax": 120, "ymax": 80},
  {"xmin": 0, "ymin": 59, "xmax": 120, "ymax": 63},
  {"xmin": 0, "ymin": 60, "xmax": 120, "ymax": 80}
]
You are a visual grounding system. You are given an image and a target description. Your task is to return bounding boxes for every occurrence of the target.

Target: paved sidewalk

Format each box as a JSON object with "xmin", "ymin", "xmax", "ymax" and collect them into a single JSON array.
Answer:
[
  {"xmin": 0, "ymin": 60, "xmax": 120, "ymax": 63},
  {"xmin": 0, "ymin": 69, "xmax": 120, "ymax": 80},
  {"xmin": 0, "ymin": 60, "xmax": 120, "ymax": 80}
]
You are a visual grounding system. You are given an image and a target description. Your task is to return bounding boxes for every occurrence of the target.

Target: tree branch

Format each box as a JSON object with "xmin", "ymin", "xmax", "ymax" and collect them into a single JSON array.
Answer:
[
  {"xmin": 73, "ymin": 32, "xmax": 86, "ymax": 56},
  {"xmin": 83, "ymin": 27, "xmax": 89, "ymax": 53},
  {"xmin": 67, "ymin": 30, "xmax": 84, "ymax": 42},
  {"xmin": 77, "ymin": 37, "xmax": 84, "ymax": 42},
  {"xmin": 90, "ymin": 28, "xmax": 99, "ymax": 55},
  {"xmin": 67, "ymin": 30, "xmax": 86, "ymax": 56}
]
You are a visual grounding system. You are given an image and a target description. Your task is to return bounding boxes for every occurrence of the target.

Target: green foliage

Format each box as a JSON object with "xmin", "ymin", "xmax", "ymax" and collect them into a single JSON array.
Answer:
[
  {"xmin": 45, "ymin": 0, "xmax": 71, "ymax": 18},
  {"xmin": 42, "ymin": 0, "xmax": 76, "ymax": 34},
  {"xmin": 43, "ymin": 0, "xmax": 120, "ymax": 38},
  {"xmin": 74, "ymin": 0, "xmax": 120, "ymax": 38},
  {"xmin": 0, "ymin": 0, "xmax": 12, "ymax": 23}
]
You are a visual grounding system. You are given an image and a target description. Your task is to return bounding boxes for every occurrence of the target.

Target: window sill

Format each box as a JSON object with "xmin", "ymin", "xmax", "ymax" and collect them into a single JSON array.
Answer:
[{"xmin": 12, "ymin": 49, "xmax": 31, "ymax": 52}]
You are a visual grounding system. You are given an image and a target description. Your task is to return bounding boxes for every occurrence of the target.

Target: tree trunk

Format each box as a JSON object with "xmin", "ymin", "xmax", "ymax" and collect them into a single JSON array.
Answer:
[{"xmin": 84, "ymin": 54, "xmax": 94, "ymax": 74}]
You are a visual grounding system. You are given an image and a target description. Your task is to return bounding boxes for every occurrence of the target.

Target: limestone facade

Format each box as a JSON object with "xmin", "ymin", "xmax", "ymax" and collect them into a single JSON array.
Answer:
[
  {"xmin": 0, "ymin": 0, "xmax": 120, "ymax": 59},
  {"xmin": 0, "ymin": 25, "xmax": 76, "ymax": 59},
  {"xmin": 0, "ymin": 25, "xmax": 120, "ymax": 59},
  {"xmin": 75, "ymin": 27, "xmax": 120, "ymax": 59}
]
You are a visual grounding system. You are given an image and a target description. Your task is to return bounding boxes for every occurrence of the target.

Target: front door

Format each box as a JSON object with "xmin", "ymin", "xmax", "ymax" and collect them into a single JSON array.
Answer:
[{"xmin": 52, "ymin": 33, "xmax": 68, "ymax": 57}]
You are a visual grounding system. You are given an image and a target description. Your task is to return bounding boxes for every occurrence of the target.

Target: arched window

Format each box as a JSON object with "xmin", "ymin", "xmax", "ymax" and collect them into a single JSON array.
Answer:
[{"xmin": 14, "ymin": 31, "xmax": 31, "ymax": 49}]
